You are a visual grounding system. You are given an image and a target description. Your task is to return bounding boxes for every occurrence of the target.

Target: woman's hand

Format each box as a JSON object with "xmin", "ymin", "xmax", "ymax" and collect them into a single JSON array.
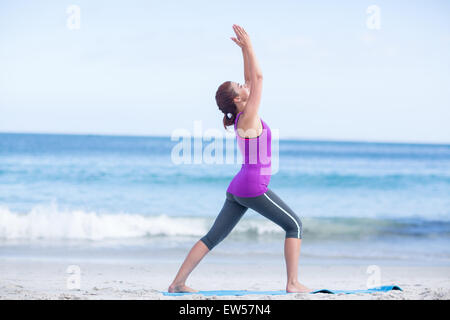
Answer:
[{"xmin": 230, "ymin": 24, "xmax": 252, "ymax": 49}]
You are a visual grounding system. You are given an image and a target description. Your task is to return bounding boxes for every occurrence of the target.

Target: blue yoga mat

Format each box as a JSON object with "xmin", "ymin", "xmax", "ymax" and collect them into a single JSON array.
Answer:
[
  {"xmin": 163, "ymin": 290, "xmax": 288, "ymax": 296},
  {"xmin": 161, "ymin": 285, "xmax": 402, "ymax": 296},
  {"xmin": 311, "ymin": 285, "xmax": 402, "ymax": 294}
]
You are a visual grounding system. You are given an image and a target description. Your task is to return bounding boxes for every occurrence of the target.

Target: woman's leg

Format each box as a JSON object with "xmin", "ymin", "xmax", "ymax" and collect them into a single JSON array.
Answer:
[
  {"xmin": 168, "ymin": 240, "xmax": 210, "ymax": 292},
  {"xmin": 284, "ymin": 238, "xmax": 309, "ymax": 292},
  {"xmin": 234, "ymin": 188, "xmax": 310, "ymax": 292},
  {"xmin": 168, "ymin": 193, "xmax": 248, "ymax": 292}
]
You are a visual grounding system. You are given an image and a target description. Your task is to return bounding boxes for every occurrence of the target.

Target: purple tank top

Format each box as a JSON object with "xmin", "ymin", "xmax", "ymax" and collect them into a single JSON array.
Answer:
[{"xmin": 226, "ymin": 111, "xmax": 272, "ymax": 197}]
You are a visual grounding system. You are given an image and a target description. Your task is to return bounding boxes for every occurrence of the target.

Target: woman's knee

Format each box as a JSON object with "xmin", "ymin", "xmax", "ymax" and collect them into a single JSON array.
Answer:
[
  {"xmin": 284, "ymin": 214, "xmax": 303, "ymax": 239},
  {"xmin": 200, "ymin": 235, "xmax": 215, "ymax": 251},
  {"xmin": 200, "ymin": 230, "xmax": 228, "ymax": 251}
]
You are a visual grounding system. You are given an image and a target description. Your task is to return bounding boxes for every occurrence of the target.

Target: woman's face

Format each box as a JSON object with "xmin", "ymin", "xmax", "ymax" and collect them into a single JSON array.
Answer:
[{"xmin": 231, "ymin": 82, "xmax": 250, "ymax": 102}]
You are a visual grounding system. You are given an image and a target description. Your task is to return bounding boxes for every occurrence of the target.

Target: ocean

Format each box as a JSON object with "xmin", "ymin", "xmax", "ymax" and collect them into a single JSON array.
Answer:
[{"xmin": 1, "ymin": 132, "xmax": 449, "ymax": 266}]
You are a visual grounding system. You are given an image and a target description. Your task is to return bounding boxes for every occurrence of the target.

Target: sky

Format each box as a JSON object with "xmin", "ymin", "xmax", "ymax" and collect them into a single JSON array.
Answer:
[{"xmin": 1, "ymin": 0, "xmax": 449, "ymax": 144}]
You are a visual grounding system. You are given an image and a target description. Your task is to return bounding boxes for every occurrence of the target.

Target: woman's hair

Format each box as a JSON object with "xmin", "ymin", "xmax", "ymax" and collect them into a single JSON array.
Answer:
[{"xmin": 215, "ymin": 81, "xmax": 239, "ymax": 129}]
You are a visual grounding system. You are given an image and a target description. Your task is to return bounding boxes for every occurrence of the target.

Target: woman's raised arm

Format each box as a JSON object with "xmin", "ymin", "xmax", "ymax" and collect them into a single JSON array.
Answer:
[
  {"xmin": 231, "ymin": 30, "xmax": 251, "ymax": 85},
  {"xmin": 232, "ymin": 24, "xmax": 263, "ymax": 121}
]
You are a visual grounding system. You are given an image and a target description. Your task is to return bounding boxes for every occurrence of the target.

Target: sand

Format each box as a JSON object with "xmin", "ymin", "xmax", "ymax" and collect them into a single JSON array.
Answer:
[{"xmin": 1, "ymin": 257, "xmax": 449, "ymax": 300}]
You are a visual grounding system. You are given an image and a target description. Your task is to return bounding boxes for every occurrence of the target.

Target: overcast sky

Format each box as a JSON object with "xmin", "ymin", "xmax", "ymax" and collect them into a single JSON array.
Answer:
[{"xmin": 1, "ymin": 0, "xmax": 449, "ymax": 143}]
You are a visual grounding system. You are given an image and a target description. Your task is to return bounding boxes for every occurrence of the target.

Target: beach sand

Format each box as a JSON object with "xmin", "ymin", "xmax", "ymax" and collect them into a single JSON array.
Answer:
[{"xmin": 1, "ymin": 257, "xmax": 449, "ymax": 300}]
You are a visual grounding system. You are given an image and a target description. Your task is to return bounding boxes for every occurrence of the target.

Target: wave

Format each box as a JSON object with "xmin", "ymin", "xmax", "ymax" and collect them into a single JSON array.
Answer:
[
  {"xmin": 1, "ymin": 204, "xmax": 449, "ymax": 242},
  {"xmin": 0, "ymin": 204, "xmax": 206, "ymax": 241}
]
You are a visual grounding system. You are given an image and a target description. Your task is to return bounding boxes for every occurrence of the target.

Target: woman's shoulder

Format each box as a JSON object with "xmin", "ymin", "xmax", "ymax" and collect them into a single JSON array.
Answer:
[
  {"xmin": 238, "ymin": 111, "xmax": 261, "ymax": 124},
  {"xmin": 235, "ymin": 112, "xmax": 263, "ymax": 138}
]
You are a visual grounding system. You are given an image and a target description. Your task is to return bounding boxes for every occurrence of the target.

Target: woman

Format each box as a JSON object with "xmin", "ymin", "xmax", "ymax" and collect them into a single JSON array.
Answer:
[{"xmin": 168, "ymin": 25, "xmax": 309, "ymax": 293}]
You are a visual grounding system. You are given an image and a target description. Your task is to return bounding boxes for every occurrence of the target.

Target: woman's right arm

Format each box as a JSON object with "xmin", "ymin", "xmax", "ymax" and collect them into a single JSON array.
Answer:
[
  {"xmin": 244, "ymin": 43, "xmax": 263, "ymax": 120},
  {"xmin": 232, "ymin": 25, "xmax": 263, "ymax": 121}
]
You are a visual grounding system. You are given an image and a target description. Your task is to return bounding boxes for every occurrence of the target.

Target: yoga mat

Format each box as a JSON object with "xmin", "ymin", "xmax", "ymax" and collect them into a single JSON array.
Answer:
[
  {"xmin": 311, "ymin": 285, "xmax": 402, "ymax": 294},
  {"xmin": 162, "ymin": 290, "xmax": 290, "ymax": 296},
  {"xmin": 161, "ymin": 285, "xmax": 402, "ymax": 296}
]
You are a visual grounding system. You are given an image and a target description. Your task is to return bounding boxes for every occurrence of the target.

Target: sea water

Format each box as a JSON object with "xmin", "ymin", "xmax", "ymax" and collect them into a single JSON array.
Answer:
[{"xmin": 1, "ymin": 132, "xmax": 449, "ymax": 266}]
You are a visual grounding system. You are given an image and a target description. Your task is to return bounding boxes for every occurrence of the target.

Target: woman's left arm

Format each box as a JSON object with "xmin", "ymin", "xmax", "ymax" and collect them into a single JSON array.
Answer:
[
  {"xmin": 242, "ymin": 47, "xmax": 251, "ymax": 86},
  {"xmin": 231, "ymin": 35, "xmax": 251, "ymax": 85}
]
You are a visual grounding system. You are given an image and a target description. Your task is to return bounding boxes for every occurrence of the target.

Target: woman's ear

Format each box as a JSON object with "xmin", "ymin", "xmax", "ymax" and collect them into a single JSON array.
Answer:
[{"xmin": 233, "ymin": 96, "xmax": 241, "ymax": 103}]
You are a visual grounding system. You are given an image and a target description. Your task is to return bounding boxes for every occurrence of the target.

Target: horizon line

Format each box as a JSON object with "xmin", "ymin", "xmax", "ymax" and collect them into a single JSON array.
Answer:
[{"xmin": 1, "ymin": 131, "xmax": 449, "ymax": 147}]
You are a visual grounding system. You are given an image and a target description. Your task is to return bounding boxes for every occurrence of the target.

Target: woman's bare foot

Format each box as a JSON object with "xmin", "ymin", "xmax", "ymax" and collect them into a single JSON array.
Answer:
[
  {"xmin": 168, "ymin": 283, "xmax": 199, "ymax": 293},
  {"xmin": 286, "ymin": 281, "xmax": 311, "ymax": 293}
]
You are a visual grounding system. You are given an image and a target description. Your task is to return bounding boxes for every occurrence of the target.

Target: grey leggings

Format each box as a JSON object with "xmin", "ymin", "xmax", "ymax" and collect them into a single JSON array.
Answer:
[{"xmin": 200, "ymin": 188, "xmax": 303, "ymax": 250}]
